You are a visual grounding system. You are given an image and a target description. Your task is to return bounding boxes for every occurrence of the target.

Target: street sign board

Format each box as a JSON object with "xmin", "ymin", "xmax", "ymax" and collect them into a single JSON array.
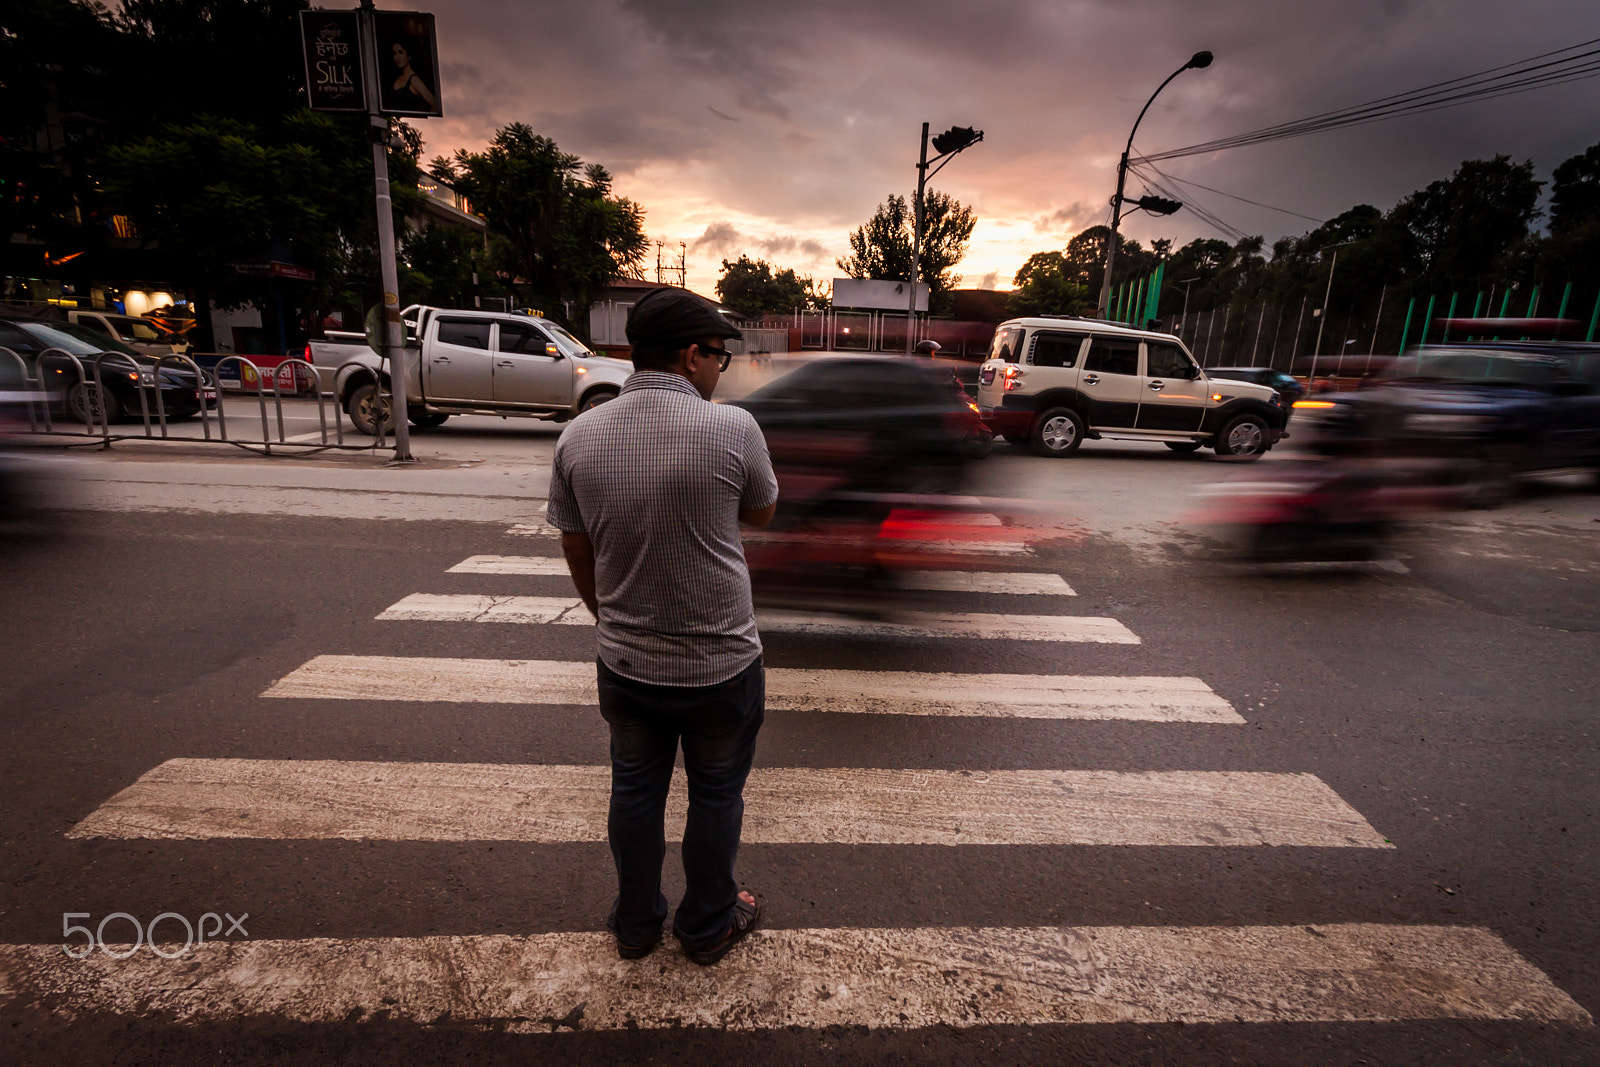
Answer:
[
  {"xmin": 374, "ymin": 11, "xmax": 443, "ymax": 117},
  {"xmin": 833, "ymin": 278, "xmax": 929, "ymax": 313},
  {"xmin": 299, "ymin": 11, "xmax": 366, "ymax": 112}
]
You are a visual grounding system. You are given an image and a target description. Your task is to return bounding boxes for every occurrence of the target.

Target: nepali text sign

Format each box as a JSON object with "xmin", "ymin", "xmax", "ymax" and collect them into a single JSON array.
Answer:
[{"xmin": 299, "ymin": 11, "xmax": 366, "ymax": 112}]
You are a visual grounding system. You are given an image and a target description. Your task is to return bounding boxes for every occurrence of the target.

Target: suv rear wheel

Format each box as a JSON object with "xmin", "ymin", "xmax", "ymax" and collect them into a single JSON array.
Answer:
[
  {"xmin": 1214, "ymin": 413, "xmax": 1269, "ymax": 459},
  {"xmin": 1031, "ymin": 407, "xmax": 1084, "ymax": 457}
]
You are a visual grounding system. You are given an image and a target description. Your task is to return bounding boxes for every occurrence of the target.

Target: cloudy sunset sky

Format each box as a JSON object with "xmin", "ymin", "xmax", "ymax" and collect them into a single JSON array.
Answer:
[{"xmin": 417, "ymin": 0, "xmax": 1600, "ymax": 296}]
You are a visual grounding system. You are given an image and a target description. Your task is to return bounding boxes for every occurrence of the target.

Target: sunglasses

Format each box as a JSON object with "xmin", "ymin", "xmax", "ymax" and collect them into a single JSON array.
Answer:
[{"xmin": 699, "ymin": 344, "xmax": 733, "ymax": 371}]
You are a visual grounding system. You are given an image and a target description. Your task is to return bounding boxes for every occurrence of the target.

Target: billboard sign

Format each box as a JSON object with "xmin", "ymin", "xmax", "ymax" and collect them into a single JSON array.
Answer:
[
  {"xmin": 374, "ymin": 11, "xmax": 443, "ymax": 117},
  {"xmin": 299, "ymin": 11, "xmax": 366, "ymax": 112}
]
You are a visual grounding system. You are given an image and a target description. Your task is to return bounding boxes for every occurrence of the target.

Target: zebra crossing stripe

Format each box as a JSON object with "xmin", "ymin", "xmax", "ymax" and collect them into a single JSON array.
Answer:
[
  {"xmin": 263, "ymin": 656, "xmax": 1241, "ymax": 723},
  {"xmin": 447, "ymin": 556, "xmax": 1075, "ymax": 595},
  {"xmin": 374, "ymin": 594, "xmax": 1136, "ymax": 643},
  {"xmin": 0, "ymin": 924, "xmax": 1585, "ymax": 1029},
  {"xmin": 68, "ymin": 760, "xmax": 1388, "ymax": 847}
]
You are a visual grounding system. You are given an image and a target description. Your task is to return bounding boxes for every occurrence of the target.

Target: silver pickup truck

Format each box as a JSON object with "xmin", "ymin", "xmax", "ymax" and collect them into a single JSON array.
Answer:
[{"xmin": 307, "ymin": 307, "xmax": 633, "ymax": 434}]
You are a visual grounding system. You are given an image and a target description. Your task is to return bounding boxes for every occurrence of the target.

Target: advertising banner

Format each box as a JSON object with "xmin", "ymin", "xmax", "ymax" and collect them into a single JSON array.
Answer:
[
  {"xmin": 374, "ymin": 11, "xmax": 443, "ymax": 117},
  {"xmin": 299, "ymin": 11, "xmax": 366, "ymax": 112}
]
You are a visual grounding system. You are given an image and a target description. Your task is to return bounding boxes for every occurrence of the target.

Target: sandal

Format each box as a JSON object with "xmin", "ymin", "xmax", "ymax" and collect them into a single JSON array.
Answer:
[
  {"xmin": 614, "ymin": 929, "xmax": 662, "ymax": 960},
  {"xmin": 685, "ymin": 892, "xmax": 761, "ymax": 966}
]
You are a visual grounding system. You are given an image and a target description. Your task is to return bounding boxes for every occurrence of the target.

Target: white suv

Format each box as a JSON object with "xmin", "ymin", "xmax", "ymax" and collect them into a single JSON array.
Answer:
[{"xmin": 975, "ymin": 317, "xmax": 1288, "ymax": 458}]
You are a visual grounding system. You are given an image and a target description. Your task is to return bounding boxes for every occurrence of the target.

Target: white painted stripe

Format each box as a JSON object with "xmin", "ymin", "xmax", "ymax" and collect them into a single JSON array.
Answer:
[
  {"xmin": 2, "ymin": 925, "xmax": 1584, "ymax": 1030},
  {"xmin": 375, "ymin": 594, "xmax": 592, "ymax": 624},
  {"xmin": 377, "ymin": 594, "xmax": 1134, "ymax": 642},
  {"xmin": 449, "ymin": 556, "xmax": 1073, "ymax": 594},
  {"xmin": 505, "ymin": 523, "xmax": 557, "ymax": 538},
  {"xmin": 265, "ymin": 656, "xmax": 1239, "ymax": 722},
  {"xmin": 740, "ymin": 532, "xmax": 1036, "ymax": 557},
  {"xmin": 900, "ymin": 570, "xmax": 1074, "ymax": 595},
  {"xmin": 753, "ymin": 608, "xmax": 1136, "ymax": 643},
  {"xmin": 69, "ymin": 760, "xmax": 1388, "ymax": 847},
  {"xmin": 448, "ymin": 555, "xmax": 569, "ymax": 575}
]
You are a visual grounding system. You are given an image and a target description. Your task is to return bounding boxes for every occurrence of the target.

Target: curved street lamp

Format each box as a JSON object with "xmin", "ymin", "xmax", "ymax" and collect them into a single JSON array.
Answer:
[{"xmin": 1096, "ymin": 51, "xmax": 1213, "ymax": 319}]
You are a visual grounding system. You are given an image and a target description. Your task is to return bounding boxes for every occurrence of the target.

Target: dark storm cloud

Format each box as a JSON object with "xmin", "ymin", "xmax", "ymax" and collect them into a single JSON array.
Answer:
[{"xmin": 422, "ymin": 0, "xmax": 1600, "ymax": 285}]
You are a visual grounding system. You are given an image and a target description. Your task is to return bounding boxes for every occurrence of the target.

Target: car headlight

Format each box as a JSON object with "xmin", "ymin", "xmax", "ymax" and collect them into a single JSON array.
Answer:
[{"xmin": 1406, "ymin": 413, "xmax": 1491, "ymax": 432}]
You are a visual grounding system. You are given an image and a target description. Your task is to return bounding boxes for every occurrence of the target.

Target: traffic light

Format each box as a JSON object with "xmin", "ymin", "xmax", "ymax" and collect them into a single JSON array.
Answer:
[
  {"xmin": 932, "ymin": 126, "xmax": 982, "ymax": 155},
  {"xmin": 1134, "ymin": 195, "xmax": 1183, "ymax": 216}
]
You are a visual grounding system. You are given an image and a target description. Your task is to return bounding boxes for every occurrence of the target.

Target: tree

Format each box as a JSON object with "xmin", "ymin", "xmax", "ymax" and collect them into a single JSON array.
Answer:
[
  {"xmin": 837, "ymin": 190, "xmax": 976, "ymax": 306},
  {"xmin": 434, "ymin": 125, "xmax": 648, "ymax": 332},
  {"xmin": 1008, "ymin": 252, "xmax": 1090, "ymax": 318},
  {"xmin": 1549, "ymin": 142, "xmax": 1600, "ymax": 236},
  {"xmin": 715, "ymin": 255, "xmax": 823, "ymax": 317},
  {"xmin": 401, "ymin": 223, "xmax": 487, "ymax": 310},
  {"xmin": 1388, "ymin": 155, "xmax": 1543, "ymax": 285}
]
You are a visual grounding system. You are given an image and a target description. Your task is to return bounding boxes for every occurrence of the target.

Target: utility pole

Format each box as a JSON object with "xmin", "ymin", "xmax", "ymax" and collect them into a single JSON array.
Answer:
[
  {"xmin": 907, "ymin": 123, "xmax": 929, "ymax": 355},
  {"xmin": 359, "ymin": 0, "xmax": 411, "ymax": 461}
]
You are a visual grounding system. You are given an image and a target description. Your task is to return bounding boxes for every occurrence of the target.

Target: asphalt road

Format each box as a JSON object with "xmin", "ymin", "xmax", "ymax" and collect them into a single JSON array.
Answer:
[{"xmin": 0, "ymin": 429, "xmax": 1597, "ymax": 1065}]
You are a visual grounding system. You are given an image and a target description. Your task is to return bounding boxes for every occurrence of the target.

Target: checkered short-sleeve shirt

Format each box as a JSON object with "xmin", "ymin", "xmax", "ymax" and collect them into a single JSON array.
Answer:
[{"xmin": 546, "ymin": 371, "xmax": 779, "ymax": 686}]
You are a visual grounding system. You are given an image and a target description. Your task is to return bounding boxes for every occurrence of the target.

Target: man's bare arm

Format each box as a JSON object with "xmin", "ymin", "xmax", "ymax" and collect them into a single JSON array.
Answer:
[
  {"xmin": 739, "ymin": 503, "xmax": 777, "ymax": 528},
  {"xmin": 560, "ymin": 532, "xmax": 599, "ymax": 615}
]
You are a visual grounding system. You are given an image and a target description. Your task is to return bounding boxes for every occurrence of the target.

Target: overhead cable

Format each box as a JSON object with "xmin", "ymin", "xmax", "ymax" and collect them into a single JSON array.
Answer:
[{"xmin": 1137, "ymin": 37, "xmax": 1600, "ymax": 163}]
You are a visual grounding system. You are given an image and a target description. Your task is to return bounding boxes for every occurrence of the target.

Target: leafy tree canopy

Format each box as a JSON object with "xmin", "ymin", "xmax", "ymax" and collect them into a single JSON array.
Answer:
[
  {"xmin": 715, "ymin": 255, "xmax": 824, "ymax": 317},
  {"xmin": 837, "ymin": 190, "xmax": 976, "ymax": 305},
  {"xmin": 1388, "ymin": 155, "xmax": 1543, "ymax": 286},
  {"xmin": 432, "ymin": 124, "xmax": 648, "ymax": 331},
  {"xmin": 1550, "ymin": 142, "xmax": 1600, "ymax": 236}
]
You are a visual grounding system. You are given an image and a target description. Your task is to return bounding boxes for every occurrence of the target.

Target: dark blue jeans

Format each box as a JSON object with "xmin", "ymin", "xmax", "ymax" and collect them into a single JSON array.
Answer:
[{"xmin": 596, "ymin": 656, "xmax": 764, "ymax": 952}]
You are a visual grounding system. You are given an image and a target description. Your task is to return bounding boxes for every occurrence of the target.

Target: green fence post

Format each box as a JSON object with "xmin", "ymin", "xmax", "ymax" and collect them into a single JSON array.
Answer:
[
  {"xmin": 1145, "ymin": 263, "xmax": 1165, "ymax": 325},
  {"xmin": 1557, "ymin": 281, "xmax": 1572, "ymax": 321},
  {"xmin": 1440, "ymin": 293, "xmax": 1458, "ymax": 343},
  {"xmin": 1418, "ymin": 294, "xmax": 1436, "ymax": 346},
  {"xmin": 1588, "ymin": 289, "xmax": 1600, "ymax": 342},
  {"xmin": 1525, "ymin": 285, "xmax": 1541, "ymax": 318},
  {"xmin": 1397, "ymin": 297, "xmax": 1416, "ymax": 353}
]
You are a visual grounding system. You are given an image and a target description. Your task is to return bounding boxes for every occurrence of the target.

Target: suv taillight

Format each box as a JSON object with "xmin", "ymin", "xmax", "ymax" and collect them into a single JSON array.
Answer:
[{"xmin": 1003, "ymin": 365, "xmax": 1023, "ymax": 391}]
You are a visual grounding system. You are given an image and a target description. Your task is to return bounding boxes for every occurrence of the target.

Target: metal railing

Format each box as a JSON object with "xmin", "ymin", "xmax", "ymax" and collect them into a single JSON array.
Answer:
[{"xmin": 0, "ymin": 346, "xmax": 396, "ymax": 456}]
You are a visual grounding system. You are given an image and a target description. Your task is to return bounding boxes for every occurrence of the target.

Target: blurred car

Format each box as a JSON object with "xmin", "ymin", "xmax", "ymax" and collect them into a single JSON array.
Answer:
[
  {"xmin": 1294, "ymin": 342, "xmax": 1600, "ymax": 506},
  {"xmin": 1204, "ymin": 366, "xmax": 1306, "ymax": 406},
  {"xmin": 0, "ymin": 319, "xmax": 217, "ymax": 424},
  {"xmin": 728, "ymin": 355, "xmax": 984, "ymax": 612}
]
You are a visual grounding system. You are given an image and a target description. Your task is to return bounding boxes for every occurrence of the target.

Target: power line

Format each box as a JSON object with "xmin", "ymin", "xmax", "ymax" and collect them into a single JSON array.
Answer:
[
  {"xmin": 1126, "ymin": 162, "xmax": 1248, "ymax": 243},
  {"xmin": 1138, "ymin": 164, "xmax": 1325, "ymax": 224},
  {"xmin": 1137, "ymin": 37, "xmax": 1600, "ymax": 164}
]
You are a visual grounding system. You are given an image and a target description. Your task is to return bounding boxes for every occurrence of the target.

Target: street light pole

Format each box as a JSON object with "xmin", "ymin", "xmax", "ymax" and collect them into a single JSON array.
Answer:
[
  {"xmin": 907, "ymin": 123, "xmax": 929, "ymax": 355},
  {"xmin": 359, "ymin": 0, "xmax": 411, "ymax": 461},
  {"xmin": 1309, "ymin": 240, "xmax": 1354, "ymax": 386},
  {"xmin": 1097, "ymin": 51, "xmax": 1212, "ymax": 319}
]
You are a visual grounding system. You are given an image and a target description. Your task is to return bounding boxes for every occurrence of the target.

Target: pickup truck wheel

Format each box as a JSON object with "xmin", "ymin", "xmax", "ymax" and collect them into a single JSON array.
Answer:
[
  {"xmin": 1214, "ymin": 413, "xmax": 1269, "ymax": 459},
  {"xmin": 1030, "ymin": 407, "xmax": 1084, "ymax": 457},
  {"xmin": 409, "ymin": 412, "xmax": 449, "ymax": 428},
  {"xmin": 1165, "ymin": 440, "xmax": 1202, "ymax": 453},
  {"xmin": 579, "ymin": 387, "xmax": 618, "ymax": 412},
  {"xmin": 347, "ymin": 382, "xmax": 394, "ymax": 436}
]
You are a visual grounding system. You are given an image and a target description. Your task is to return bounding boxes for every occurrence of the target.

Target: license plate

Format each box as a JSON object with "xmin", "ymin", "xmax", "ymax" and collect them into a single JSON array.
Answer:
[
  {"xmin": 201, "ymin": 388, "xmax": 219, "ymax": 400},
  {"xmin": 979, "ymin": 366, "xmax": 996, "ymax": 385}
]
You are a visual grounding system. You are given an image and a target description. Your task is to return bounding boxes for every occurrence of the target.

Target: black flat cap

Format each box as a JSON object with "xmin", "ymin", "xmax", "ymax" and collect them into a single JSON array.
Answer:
[{"xmin": 625, "ymin": 287, "xmax": 743, "ymax": 349}]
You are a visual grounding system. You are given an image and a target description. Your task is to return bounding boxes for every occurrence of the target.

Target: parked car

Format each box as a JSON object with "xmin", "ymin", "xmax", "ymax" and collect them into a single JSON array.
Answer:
[
  {"xmin": 1295, "ymin": 342, "xmax": 1600, "ymax": 506},
  {"xmin": 306, "ymin": 308, "xmax": 633, "ymax": 434},
  {"xmin": 975, "ymin": 316, "xmax": 1288, "ymax": 458},
  {"xmin": 0, "ymin": 319, "xmax": 216, "ymax": 424},
  {"xmin": 66, "ymin": 310, "xmax": 189, "ymax": 356},
  {"xmin": 1203, "ymin": 366, "xmax": 1306, "ymax": 406}
]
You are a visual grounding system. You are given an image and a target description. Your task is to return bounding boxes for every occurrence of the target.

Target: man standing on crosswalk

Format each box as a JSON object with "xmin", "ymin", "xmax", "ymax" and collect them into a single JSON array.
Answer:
[{"xmin": 546, "ymin": 287, "xmax": 779, "ymax": 965}]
